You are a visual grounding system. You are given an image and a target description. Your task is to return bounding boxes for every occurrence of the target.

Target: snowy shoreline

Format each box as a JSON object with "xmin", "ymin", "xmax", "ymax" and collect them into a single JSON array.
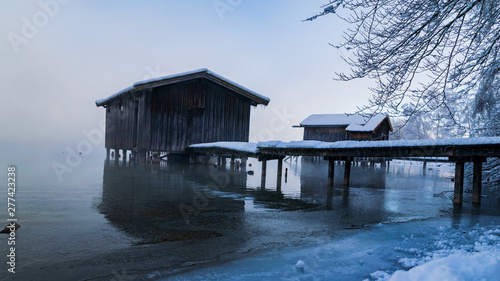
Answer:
[{"xmin": 160, "ymin": 214, "xmax": 500, "ymax": 281}]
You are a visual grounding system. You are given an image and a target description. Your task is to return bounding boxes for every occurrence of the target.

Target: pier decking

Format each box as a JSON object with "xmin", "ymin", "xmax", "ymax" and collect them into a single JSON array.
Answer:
[{"xmin": 187, "ymin": 137, "xmax": 500, "ymax": 205}]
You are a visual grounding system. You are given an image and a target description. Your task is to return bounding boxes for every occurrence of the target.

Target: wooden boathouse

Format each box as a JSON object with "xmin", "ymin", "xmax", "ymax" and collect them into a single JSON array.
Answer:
[
  {"xmin": 95, "ymin": 69, "xmax": 270, "ymax": 161},
  {"xmin": 297, "ymin": 113, "xmax": 393, "ymax": 142}
]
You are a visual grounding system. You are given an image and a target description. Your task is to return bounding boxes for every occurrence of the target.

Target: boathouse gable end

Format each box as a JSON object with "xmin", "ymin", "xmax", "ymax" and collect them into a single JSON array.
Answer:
[{"xmin": 96, "ymin": 69, "xmax": 269, "ymax": 154}]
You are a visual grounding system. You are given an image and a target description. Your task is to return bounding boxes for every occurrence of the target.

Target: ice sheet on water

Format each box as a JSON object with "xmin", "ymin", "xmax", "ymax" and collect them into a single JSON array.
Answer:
[
  {"xmin": 369, "ymin": 224, "xmax": 500, "ymax": 281},
  {"xmin": 156, "ymin": 216, "xmax": 500, "ymax": 281}
]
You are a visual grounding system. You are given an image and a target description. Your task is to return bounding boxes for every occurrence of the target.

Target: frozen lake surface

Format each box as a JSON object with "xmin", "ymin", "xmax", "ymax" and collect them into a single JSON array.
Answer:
[{"xmin": 1, "ymin": 143, "xmax": 499, "ymax": 280}]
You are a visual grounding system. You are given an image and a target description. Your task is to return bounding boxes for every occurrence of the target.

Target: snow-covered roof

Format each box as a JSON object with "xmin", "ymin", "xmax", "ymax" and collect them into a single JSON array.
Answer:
[
  {"xmin": 189, "ymin": 142, "xmax": 258, "ymax": 154},
  {"xmin": 95, "ymin": 68, "xmax": 270, "ymax": 107},
  {"xmin": 299, "ymin": 113, "xmax": 392, "ymax": 132}
]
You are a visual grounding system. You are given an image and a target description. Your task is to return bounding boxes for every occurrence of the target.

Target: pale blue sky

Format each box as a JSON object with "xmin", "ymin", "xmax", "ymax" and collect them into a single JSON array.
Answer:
[{"xmin": 1, "ymin": 0, "xmax": 374, "ymax": 146}]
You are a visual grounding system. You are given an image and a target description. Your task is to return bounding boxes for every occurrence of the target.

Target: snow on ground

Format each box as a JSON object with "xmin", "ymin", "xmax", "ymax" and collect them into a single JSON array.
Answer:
[{"xmin": 369, "ymin": 225, "xmax": 500, "ymax": 281}]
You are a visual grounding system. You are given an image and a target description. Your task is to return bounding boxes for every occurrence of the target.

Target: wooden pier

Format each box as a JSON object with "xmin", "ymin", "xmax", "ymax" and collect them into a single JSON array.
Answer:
[{"xmin": 187, "ymin": 137, "xmax": 500, "ymax": 206}]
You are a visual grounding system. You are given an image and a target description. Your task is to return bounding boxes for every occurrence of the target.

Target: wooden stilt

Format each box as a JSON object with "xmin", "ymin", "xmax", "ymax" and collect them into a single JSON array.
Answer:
[
  {"xmin": 230, "ymin": 155, "xmax": 235, "ymax": 170},
  {"xmin": 453, "ymin": 161, "xmax": 465, "ymax": 205},
  {"xmin": 261, "ymin": 160, "xmax": 267, "ymax": 190},
  {"xmin": 343, "ymin": 158, "xmax": 351, "ymax": 187},
  {"xmin": 241, "ymin": 157, "xmax": 247, "ymax": 171},
  {"xmin": 221, "ymin": 157, "xmax": 226, "ymax": 169},
  {"xmin": 328, "ymin": 158, "xmax": 335, "ymax": 187},
  {"xmin": 472, "ymin": 158, "xmax": 483, "ymax": 204},
  {"xmin": 106, "ymin": 148, "xmax": 110, "ymax": 159},
  {"xmin": 277, "ymin": 157, "xmax": 283, "ymax": 191}
]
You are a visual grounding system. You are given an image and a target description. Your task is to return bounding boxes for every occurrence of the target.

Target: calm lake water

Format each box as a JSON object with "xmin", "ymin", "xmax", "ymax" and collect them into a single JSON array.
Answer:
[{"xmin": 1, "ymin": 142, "xmax": 499, "ymax": 280}]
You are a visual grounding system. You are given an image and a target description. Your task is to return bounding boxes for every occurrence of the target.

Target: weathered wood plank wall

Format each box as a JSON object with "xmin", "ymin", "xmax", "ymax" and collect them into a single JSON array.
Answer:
[{"xmin": 105, "ymin": 78, "xmax": 251, "ymax": 153}]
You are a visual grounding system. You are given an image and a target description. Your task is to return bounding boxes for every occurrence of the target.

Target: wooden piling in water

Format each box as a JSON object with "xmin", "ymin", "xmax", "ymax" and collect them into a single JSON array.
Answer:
[
  {"xmin": 241, "ymin": 157, "xmax": 247, "ymax": 171},
  {"xmin": 328, "ymin": 158, "xmax": 335, "ymax": 187},
  {"xmin": 277, "ymin": 157, "xmax": 283, "ymax": 191},
  {"xmin": 453, "ymin": 161, "xmax": 465, "ymax": 205},
  {"xmin": 230, "ymin": 155, "xmax": 235, "ymax": 170},
  {"xmin": 343, "ymin": 157, "xmax": 351, "ymax": 187},
  {"xmin": 261, "ymin": 160, "xmax": 267, "ymax": 190}
]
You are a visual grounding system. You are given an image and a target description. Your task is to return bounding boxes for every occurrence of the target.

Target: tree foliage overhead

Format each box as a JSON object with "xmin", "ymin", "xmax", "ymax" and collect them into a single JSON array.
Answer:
[{"xmin": 307, "ymin": 0, "xmax": 500, "ymax": 136}]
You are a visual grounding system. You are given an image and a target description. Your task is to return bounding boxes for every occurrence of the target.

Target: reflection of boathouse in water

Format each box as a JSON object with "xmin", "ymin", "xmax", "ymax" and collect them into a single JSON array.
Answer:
[{"xmin": 95, "ymin": 69, "xmax": 270, "ymax": 162}]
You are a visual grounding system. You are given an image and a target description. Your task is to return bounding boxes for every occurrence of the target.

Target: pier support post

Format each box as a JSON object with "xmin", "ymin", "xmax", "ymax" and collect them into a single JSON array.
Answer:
[
  {"xmin": 472, "ymin": 157, "xmax": 485, "ymax": 204},
  {"xmin": 261, "ymin": 160, "xmax": 267, "ymax": 190},
  {"xmin": 122, "ymin": 149, "xmax": 127, "ymax": 162},
  {"xmin": 106, "ymin": 148, "xmax": 110, "ymax": 160},
  {"xmin": 453, "ymin": 161, "xmax": 465, "ymax": 205},
  {"xmin": 114, "ymin": 149, "xmax": 119, "ymax": 163},
  {"xmin": 277, "ymin": 157, "xmax": 284, "ymax": 191},
  {"xmin": 241, "ymin": 157, "xmax": 247, "ymax": 171},
  {"xmin": 221, "ymin": 157, "xmax": 226, "ymax": 169},
  {"xmin": 217, "ymin": 155, "xmax": 222, "ymax": 169},
  {"xmin": 343, "ymin": 157, "xmax": 351, "ymax": 187},
  {"xmin": 328, "ymin": 158, "xmax": 335, "ymax": 187},
  {"xmin": 230, "ymin": 155, "xmax": 235, "ymax": 170}
]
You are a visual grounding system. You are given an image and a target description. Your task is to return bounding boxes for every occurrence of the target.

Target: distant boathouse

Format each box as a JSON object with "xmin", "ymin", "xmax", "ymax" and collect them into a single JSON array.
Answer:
[
  {"xmin": 95, "ymin": 68, "xmax": 270, "ymax": 161},
  {"xmin": 297, "ymin": 113, "xmax": 393, "ymax": 142}
]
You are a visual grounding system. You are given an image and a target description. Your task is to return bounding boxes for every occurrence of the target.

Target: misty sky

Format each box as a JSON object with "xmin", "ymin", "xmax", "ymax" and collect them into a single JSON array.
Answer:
[{"xmin": 1, "ymin": 0, "xmax": 375, "ymax": 148}]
